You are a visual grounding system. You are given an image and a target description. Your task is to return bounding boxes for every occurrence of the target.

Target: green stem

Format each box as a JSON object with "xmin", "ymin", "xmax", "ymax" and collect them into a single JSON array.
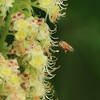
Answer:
[{"xmin": 0, "ymin": 1, "xmax": 17, "ymax": 51}]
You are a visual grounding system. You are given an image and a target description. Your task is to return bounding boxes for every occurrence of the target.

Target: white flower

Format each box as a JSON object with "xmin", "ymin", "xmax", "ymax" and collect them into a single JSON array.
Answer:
[
  {"xmin": 0, "ymin": 0, "xmax": 15, "ymax": 18},
  {"xmin": 38, "ymin": 0, "xmax": 56, "ymax": 9},
  {"xmin": 38, "ymin": 0, "xmax": 67, "ymax": 22},
  {"xmin": 13, "ymin": 19, "xmax": 29, "ymax": 31},
  {"xmin": 31, "ymin": 81, "xmax": 46, "ymax": 97},
  {"xmin": 29, "ymin": 55, "xmax": 47, "ymax": 69}
]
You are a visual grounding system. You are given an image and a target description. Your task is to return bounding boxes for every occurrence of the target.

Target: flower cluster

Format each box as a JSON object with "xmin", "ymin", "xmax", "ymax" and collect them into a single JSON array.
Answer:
[
  {"xmin": 10, "ymin": 13, "xmax": 52, "ymax": 56},
  {"xmin": 7, "ymin": 13, "xmax": 53, "ymax": 99},
  {"xmin": 0, "ymin": 53, "xmax": 26, "ymax": 100},
  {"xmin": 0, "ymin": 0, "xmax": 70, "ymax": 100}
]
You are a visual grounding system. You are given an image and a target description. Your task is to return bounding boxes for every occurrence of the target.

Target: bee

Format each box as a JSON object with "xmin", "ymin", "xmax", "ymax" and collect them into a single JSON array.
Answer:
[{"xmin": 59, "ymin": 41, "xmax": 74, "ymax": 52}]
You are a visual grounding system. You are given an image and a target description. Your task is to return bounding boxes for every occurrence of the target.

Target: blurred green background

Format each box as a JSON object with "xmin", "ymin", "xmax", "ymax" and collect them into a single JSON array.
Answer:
[{"xmin": 53, "ymin": 0, "xmax": 100, "ymax": 100}]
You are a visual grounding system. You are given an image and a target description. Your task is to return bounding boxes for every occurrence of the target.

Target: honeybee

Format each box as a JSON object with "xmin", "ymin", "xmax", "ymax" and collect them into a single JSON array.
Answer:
[{"xmin": 59, "ymin": 41, "xmax": 74, "ymax": 52}]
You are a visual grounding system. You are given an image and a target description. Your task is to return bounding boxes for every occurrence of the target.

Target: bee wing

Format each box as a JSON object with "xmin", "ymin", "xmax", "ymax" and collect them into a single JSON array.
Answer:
[{"xmin": 66, "ymin": 44, "xmax": 74, "ymax": 52}]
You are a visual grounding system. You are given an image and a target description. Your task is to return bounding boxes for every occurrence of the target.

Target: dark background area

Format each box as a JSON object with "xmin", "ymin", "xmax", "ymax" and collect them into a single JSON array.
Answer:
[{"xmin": 53, "ymin": 0, "xmax": 100, "ymax": 100}]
